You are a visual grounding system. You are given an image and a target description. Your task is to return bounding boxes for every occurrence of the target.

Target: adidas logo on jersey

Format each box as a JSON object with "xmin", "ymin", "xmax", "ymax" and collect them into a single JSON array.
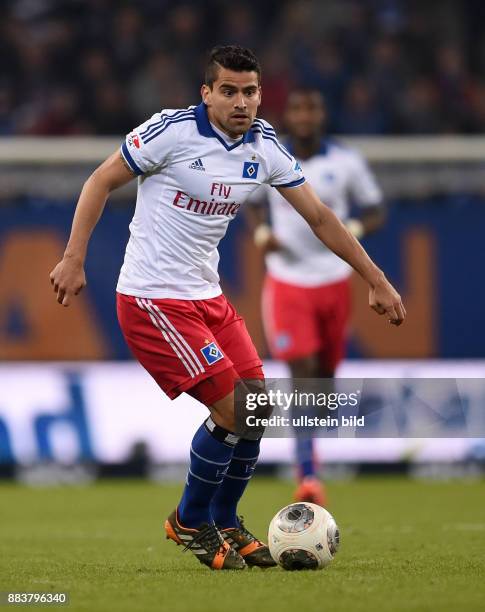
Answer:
[{"xmin": 189, "ymin": 158, "xmax": 205, "ymax": 171}]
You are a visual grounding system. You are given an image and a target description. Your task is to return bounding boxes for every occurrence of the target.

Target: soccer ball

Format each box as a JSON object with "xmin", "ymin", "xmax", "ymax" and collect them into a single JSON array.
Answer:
[{"xmin": 268, "ymin": 502, "xmax": 340, "ymax": 570}]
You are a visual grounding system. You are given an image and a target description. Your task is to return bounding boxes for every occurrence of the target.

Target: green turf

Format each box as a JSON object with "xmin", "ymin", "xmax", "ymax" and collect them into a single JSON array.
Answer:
[{"xmin": 0, "ymin": 477, "xmax": 484, "ymax": 612}]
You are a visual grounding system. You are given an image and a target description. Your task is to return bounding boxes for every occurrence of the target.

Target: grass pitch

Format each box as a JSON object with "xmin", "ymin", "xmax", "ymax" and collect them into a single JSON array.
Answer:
[{"xmin": 0, "ymin": 477, "xmax": 484, "ymax": 612}]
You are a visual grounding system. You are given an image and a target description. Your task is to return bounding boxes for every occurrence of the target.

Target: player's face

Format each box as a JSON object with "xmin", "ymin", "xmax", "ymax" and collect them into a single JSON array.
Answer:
[
  {"xmin": 202, "ymin": 68, "xmax": 261, "ymax": 138},
  {"xmin": 284, "ymin": 92, "xmax": 326, "ymax": 139}
]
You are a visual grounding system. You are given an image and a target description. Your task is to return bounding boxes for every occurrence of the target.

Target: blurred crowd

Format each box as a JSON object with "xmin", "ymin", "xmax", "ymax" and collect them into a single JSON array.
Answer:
[{"xmin": 1, "ymin": 0, "xmax": 485, "ymax": 136}]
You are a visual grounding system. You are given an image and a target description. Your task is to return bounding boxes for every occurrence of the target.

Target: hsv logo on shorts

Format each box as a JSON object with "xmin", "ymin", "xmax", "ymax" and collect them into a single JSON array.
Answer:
[
  {"xmin": 200, "ymin": 341, "xmax": 224, "ymax": 365},
  {"xmin": 242, "ymin": 161, "xmax": 259, "ymax": 179},
  {"xmin": 275, "ymin": 332, "xmax": 292, "ymax": 350}
]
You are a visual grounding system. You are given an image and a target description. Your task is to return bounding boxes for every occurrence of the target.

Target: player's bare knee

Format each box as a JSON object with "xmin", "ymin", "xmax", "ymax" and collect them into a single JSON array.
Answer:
[
  {"xmin": 209, "ymin": 393, "xmax": 236, "ymax": 432},
  {"xmin": 236, "ymin": 378, "xmax": 272, "ymax": 439},
  {"xmin": 187, "ymin": 368, "xmax": 238, "ymax": 432}
]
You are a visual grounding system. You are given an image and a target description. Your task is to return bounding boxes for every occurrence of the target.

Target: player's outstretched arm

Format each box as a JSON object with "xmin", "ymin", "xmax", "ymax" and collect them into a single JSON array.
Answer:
[
  {"xmin": 277, "ymin": 181, "xmax": 406, "ymax": 325},
  {"xmin": 49, "ymin": 151, "xmax": 135, "ymax": 307}
]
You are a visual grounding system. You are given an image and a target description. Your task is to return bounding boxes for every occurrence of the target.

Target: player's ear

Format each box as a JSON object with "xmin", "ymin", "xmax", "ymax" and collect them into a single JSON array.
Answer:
[{"xmin": 201, "ymin": 84, "xmax": 211, "ymax": 106}]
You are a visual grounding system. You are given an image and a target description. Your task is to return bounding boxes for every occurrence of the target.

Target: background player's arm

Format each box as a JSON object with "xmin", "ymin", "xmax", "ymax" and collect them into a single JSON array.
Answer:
[
  {"xmin": 360, "ymin": 206, "xmax": 386, "ymax": 233},
  {"xmin": 277, "ymin": 181, "xmax": 406, "ymax": 325},
  {"xmin": 347, "ymin": 205, "xmax": 386, "ymax": 239},
  {"xmin": 245, "ymin": 201, "xmax": 282, "ymax": 253},
  {"xmin": 346, "ymin": 151, "xmax": 386, "ymax": 238},
  {"xmin": 49, "ymin": 151, "xmax": 135, "ymax": 306}
]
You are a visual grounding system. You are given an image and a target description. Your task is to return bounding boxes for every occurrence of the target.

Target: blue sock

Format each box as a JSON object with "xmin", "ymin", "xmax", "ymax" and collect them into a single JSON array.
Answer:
[
  {"xmin": 295, "ymin": 436, "xmax": 316, "ymax": 478},
  {"xmin": 211, "ymin": 437, "xmax": 260, "ymax": 529},
  {"xmin": 178, "ymin": 417, "xmax": 238, "ymax": 528}
]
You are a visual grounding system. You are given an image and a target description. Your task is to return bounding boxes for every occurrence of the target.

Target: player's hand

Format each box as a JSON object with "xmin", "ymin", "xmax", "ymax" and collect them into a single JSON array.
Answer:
[
  {"xmin": 49, "ymin": 256, "xmax": 86, "ymax": 307},
  {"xmin": 369, "ymin": 278, "xmax": 406, "ymax": 326},
  {"xmin": 260, "ymin": 233, "xmax": 282, "ymax": 254},
  {"xmin": 253, "ymin": 224, "xmax": 282, "ymax": 254}
]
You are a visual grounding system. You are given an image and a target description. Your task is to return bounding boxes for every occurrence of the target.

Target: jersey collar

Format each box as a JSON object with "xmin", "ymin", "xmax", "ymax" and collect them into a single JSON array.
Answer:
[{"xmin": 194, "ymin": 103, "xmax": 255, "ymax": 150}]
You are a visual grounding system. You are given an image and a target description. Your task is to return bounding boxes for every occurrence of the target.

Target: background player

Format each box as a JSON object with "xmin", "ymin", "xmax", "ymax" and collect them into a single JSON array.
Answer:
[
  {"xmin": 249, "ymin": 89, "xmax": 386, "ymax": 505},
  {"xmin": 49, "ymin": 46, "xmax": 404, "ymax": 571}
]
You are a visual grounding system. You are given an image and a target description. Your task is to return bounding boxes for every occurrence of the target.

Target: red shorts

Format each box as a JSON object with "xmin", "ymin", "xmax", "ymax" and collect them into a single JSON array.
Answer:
[
  {"xmin": 116, "ymin": 293, "xmax": 263, "ymax": 400},
  {"xmin": 262, "ymin": 275, "xmax": 351, "ymax": 371}
]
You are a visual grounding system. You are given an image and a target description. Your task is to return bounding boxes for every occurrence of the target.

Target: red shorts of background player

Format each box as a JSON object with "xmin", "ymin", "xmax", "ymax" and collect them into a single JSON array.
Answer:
[
  {"xmin": 262, "ymin": 274, "xmax": 351, "ymax": 372},
  {"xmin": 117, "ymin": 293, "xmax": 263, "ymax": 404}
]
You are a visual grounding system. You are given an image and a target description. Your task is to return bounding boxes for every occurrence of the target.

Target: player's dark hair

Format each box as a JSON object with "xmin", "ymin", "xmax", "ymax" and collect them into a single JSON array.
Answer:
[{"xmin": 205, "ymin": 45, "xmax": 261, "ymax": 88}]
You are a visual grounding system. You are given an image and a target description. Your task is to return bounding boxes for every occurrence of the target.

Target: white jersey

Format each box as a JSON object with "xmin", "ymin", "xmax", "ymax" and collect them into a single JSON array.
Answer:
[
  {"xmin": 261, "ymin": 139, "xmax": 382, "ymax": 287},
  {"xmin": 117, "ymin": 104, "xmax": 304, "ymax": 299}
]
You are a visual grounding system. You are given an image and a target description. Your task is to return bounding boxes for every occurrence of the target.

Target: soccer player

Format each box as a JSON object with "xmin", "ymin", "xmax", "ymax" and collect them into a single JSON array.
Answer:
[
  {"xmin": 49, "ymin": 46, "xmax": 405, "ymax": 570},
  {"xmin": 250, "ymin": 88, "xmax": 386, "ymax": 506}
]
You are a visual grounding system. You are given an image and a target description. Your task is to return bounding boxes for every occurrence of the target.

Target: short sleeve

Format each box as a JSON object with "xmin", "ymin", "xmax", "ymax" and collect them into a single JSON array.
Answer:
[
  {"xmin": 120, "ymin": 109, "xmax": 190, "ymax": 175},
  {"xmin": 347, "ymin": 152, "xmax": 383, "ymax": 207},
  {"xmin": 255, "ymin": 121, "xmax": 305, "ymax": 188}
]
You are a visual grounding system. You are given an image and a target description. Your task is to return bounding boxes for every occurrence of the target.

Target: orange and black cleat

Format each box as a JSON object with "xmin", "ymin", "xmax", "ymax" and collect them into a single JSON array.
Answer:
[
  {"xmin": 220, "ymin": 517, "xmax": 276, "ymax": 567},
  {"xmin": 164, "ymin": 509, "xmax": 246, "ymax": 570}
]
